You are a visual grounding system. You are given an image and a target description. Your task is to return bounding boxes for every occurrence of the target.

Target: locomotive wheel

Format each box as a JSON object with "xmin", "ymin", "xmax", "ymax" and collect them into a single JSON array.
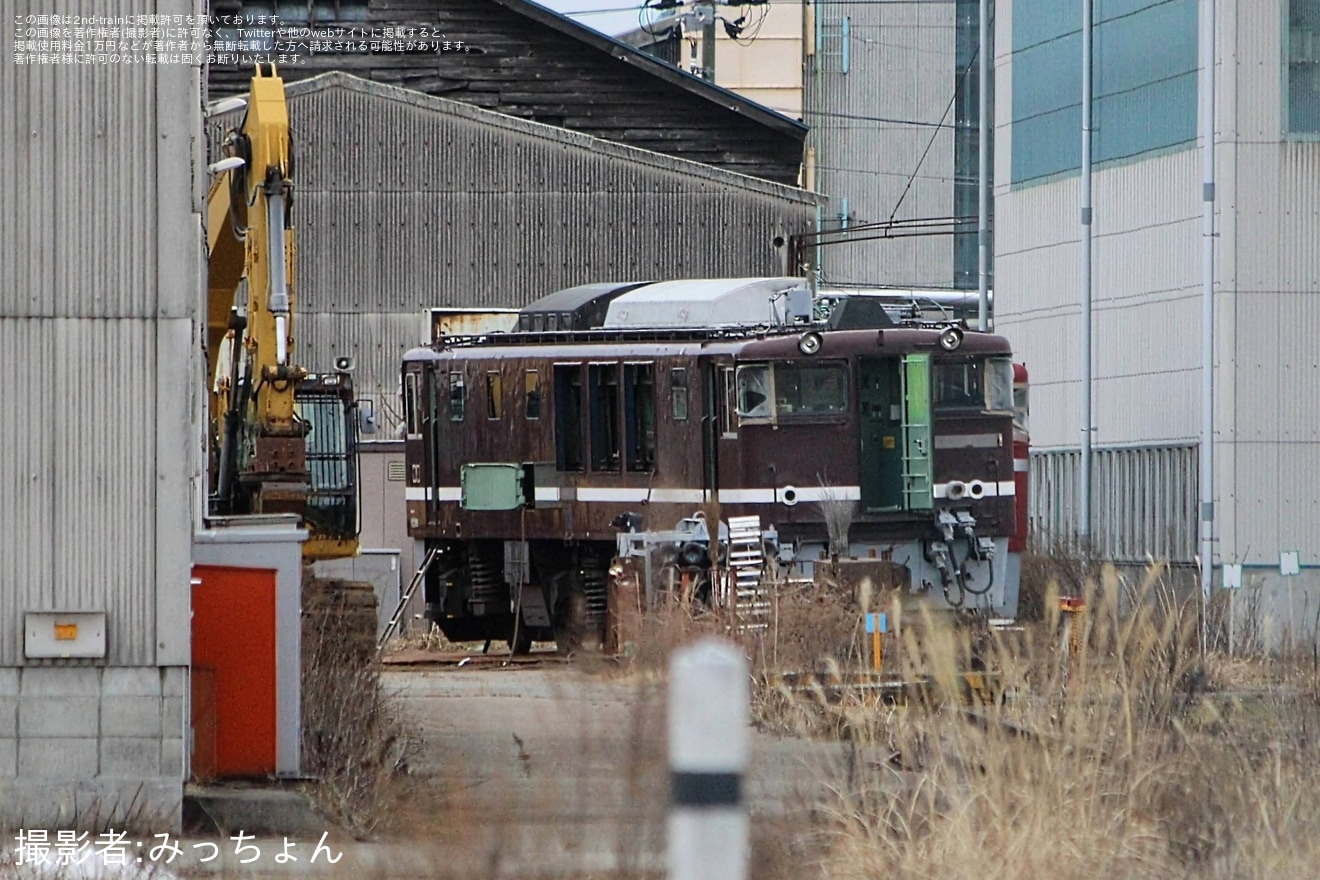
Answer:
[{"xmin": 552, "ymin": 588, "xmax": 587, "ymax": 656}]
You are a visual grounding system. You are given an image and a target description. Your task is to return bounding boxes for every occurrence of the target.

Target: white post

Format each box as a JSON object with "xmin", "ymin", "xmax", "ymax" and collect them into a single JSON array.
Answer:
[
  {"xmin": 1079, "ymin": 0, "xmax": 1094, "ymax": 546},
  {"xmin": 668, "ymin": 638, "xmax": 750, "ymax": 880},
  {"xmin": 1198, "ymin": 0, "xmax": 1217, "ymax": 655},
  {"xmin": 976, "ymin": 0, "xmax": 990, "ymax": 332}
]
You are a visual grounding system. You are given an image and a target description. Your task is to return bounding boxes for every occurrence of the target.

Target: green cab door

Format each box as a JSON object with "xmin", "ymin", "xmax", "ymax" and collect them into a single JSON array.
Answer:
[
  {"xmin": 858, "ymin": 358, "xmax": 905, "ymax": 511},
  {"xmin": 901, "ymin": 353, "xmax": 934, "ymax": 511}
]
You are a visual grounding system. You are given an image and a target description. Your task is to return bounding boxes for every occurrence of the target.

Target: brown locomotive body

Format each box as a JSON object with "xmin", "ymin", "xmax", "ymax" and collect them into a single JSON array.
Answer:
[{"xmin": 402, "ymin": 280, "xmax": 1021, "ymax": 652}]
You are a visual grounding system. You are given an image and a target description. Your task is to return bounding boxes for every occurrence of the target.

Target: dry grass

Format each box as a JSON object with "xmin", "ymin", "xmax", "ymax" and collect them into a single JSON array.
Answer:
[
  {"xmin": 301, "ymin": 579, "xmax": 418, "ymax": 837},
  {"xmin": 747, "ymin": 562, "xmax": 1320, "ymax": 880},
  {"xmin": 285, "ymin": 558, "xmax": 1320, "ymax": 879}
]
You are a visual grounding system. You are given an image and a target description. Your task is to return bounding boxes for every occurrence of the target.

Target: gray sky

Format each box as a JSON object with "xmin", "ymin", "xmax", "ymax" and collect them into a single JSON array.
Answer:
[{"xmin": 536, "ymin": 0, "xmax": 652, "ymax": 37}]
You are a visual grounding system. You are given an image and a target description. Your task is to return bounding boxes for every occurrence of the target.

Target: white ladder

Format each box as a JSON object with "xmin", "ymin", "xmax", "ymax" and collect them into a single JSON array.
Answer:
[
  {"xmin": 726, "ymin": 515, "xmax": 769, "ymax": 633},
  {"xmin": 377, "ymin": 546, "xmax": 440, "ymax": 651}
]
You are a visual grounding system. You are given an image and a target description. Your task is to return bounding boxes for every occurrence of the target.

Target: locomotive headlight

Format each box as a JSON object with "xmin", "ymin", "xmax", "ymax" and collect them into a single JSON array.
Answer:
[
  {"xmin": 797, "ymin": 331, "xmax": 823, "ymax": 355},
  {"xmin": 938, "ymin": 326, "xmax": 965, "ymax": 352}
]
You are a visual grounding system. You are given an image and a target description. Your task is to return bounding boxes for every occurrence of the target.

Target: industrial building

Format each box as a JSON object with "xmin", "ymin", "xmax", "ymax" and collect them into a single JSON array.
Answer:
[
  {"xmin": 994, "ymin": 0, "xmax": 1320, "ymax": 642},
  {"xmin": 206, "ymin": 0, "xmax": 808, "ymax": 186},
  {"xmin": 1, "ymin": 0, "xmax": 201, "ymax": 824},
  {"xmin": 804, "ymin": 0, "xmax": 988, "ymax": 290},
  {"xmin": 206, "ymin": 71, "xmax": 817, "ymax": 614}
]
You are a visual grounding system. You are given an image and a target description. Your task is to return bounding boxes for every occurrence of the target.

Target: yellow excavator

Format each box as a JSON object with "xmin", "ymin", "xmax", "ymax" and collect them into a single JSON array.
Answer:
[{"xmin": 206, "ymin": 65, "xmax": 359, "ymax": 561}]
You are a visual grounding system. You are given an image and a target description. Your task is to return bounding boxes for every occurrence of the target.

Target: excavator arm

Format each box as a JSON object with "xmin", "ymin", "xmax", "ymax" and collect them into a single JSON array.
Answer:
[{"xmin": 206, "ymin": 65, "xmax": 359, "ymax": 561}]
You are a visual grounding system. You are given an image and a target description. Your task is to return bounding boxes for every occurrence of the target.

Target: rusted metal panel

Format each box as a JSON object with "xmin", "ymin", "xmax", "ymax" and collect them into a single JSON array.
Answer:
[{"xmin": 429, "ymin": 309, "xmax": 520, "ymax": 342}]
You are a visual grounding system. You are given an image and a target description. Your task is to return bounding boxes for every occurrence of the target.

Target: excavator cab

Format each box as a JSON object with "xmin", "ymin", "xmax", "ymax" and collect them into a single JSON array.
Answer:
[{"xmin": 296, "ymin": 369, "xmax": 360, "ymax": 561}]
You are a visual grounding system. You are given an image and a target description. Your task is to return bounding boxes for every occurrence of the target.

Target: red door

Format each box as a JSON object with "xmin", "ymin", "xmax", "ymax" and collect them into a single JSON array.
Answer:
[{"xmin": 191, "ymin": 565, "xmax": 277, "ymax": 780}]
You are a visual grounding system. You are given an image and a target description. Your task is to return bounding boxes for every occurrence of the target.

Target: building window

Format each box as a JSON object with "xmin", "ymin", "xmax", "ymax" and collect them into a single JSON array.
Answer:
[
  {"xmin": 485, "ymin": 371, "xmax": 503, "ymax": 420},
  {"xmin": 1289, "ymin": 0, "xmax": 1320, "ymax": 133},
  {"xmin": 670, "ymin": 367, "xmax": 689, "ymax": 421},
  {"xmin": 624, "ymin": 363, "xmax": 656, "ymax": 472},
  {"xmin": 524, "ymin": 369, "xmax": 542, "ymax": 420},
  {"xmin": 554, "ymin": 364, "xmax": 584, "ymax": 472},
  {"xmin": 1010, "ymin": 0, "xmax": 1198, "ymax": 184},
  {"xmin": 449, "ymin": 371, "xmax": 465, "ymax": 422},
  {"xmin": 588, "ymin": 363, "xmax": 621, "ymax": 472}
]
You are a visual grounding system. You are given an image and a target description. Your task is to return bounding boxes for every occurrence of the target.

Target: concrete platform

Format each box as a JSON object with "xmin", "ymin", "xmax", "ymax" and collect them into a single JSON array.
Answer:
[{"xmin": 184, "ymin": 783, "xmax": 336, "ymax": 839}]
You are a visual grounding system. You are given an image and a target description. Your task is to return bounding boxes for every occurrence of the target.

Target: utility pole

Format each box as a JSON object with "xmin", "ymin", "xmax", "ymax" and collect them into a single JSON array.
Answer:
[
  {"xmin": 1079, "ymin": 0, "xmax": 1094, "ymax": 548},
  {"xmin": 683, "ymin": 1, "xmax": 718, "ymax": 81},
  {"xmin": 702, "ymin": 9, "xmax": 716, "ymax": 81}
]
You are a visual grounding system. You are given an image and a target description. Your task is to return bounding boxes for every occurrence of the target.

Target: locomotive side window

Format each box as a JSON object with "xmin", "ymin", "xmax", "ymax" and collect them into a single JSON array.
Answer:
[
  {"xmin": 624, "ymin": 363, "xmax": 656, "ymax": 472},
  {"xmin": 554, "ymin": 364, "xmax": 585, "ymax": 471},
  {"xmin": 670, "ymin": 368, "xmax": 689, "ymax": 421},
  {"xmin": 589, "ymin": 363, "xmax": 622, "ymax": 472},
  {"xmin": 735, "ymin": 364, "xmax": 772, "ymax": 421},
  {"xmin": 775, "ymin": 362, "xmax": 848, "ymax": 416},
  {"xmin": 524, "ymin": 369, "xmax": 541, "ymax": 420},
  {"xmin": 933, "ymin": 357, "xmax": 1015, "ymax": 412},
  {"xmin": 486, "ymin": 371, "xmax": 503, "ymax": 420},
  {"xmin": 404, "ymin": 372, "xmax": 420, "ymax": 436},
  {"xmin": 449, "ymin": 370, "xmax": 466, "ymax": 421},
  {"xmin": 986, "ymin": 357, "xmax": 1015, "ymax": 413},
  {"xmin": 722, "ymin": 367, "xmax": 739, "ymax": 437}
]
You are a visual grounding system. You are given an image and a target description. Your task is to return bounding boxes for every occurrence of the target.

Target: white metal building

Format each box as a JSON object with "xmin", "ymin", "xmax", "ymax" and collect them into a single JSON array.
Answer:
[
  {"xmin": 994, "ymin": 0, "xmax": 1320, "ymax": 643},
  {"xmin": 0, "ymin": 1, "xmax": 202, "ymax": 824}
]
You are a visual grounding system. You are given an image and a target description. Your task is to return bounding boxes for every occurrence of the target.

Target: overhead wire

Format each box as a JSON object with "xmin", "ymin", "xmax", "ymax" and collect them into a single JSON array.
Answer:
[{"xmin": 885, "ymin": 27, "xmax": 981, "ymax": 223}]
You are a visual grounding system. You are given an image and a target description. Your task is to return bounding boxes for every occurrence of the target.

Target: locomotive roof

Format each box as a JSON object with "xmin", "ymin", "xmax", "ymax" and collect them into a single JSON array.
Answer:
[
  {"xmin": 402, "ymin": 326, "xmax": 1013, "ymax": 363},
  {"xmin": 602, "ymin": 277, "xmax": 808, "ymax": 328},
  {"xmin": 519, "ymin": 281, "xmax": 654, "ymax": 314}
]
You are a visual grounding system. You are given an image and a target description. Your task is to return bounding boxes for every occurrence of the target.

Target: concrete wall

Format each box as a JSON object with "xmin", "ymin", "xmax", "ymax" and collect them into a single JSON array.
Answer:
[{"xmin": 0, "ymin": 0, "xmax": 202, "ymax": 826}]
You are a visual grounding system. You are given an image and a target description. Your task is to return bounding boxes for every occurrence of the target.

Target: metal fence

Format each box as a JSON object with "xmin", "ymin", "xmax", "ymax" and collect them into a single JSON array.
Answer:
[{"xmin": 1029, "ymin": 443, "xmax": 1198, "ymax": 564}]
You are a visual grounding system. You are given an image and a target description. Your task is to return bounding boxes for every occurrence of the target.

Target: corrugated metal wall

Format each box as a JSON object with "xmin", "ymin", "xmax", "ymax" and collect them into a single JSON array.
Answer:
[
  {"xmin": 1, "ymin": 0, "xmax": 201, "ymax": 667},
  {"xmin": 1030, "ymin": 445, "xmax": 1198, "ymax": 563},
  {"xmin": 804, "ymin": 0, "xmax": 956, "ymax": 287},
  {"xmin": 998, "ymin": 0, "xmax": 1320, "ymax": 571},
  {"xmin": 208, "ymin": 73, "xmax": 816, "ymax": 423}
]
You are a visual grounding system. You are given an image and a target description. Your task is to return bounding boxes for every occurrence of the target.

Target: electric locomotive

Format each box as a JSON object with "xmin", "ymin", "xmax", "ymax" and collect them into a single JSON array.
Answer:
[{"xmin": 402, "ymin": 278, "xmax": 1022, "ymax": 652}]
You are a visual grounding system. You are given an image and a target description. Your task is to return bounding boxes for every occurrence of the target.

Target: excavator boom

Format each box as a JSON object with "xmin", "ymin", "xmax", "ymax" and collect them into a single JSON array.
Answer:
[{"xmin": 206, "ymin": 65, "xmax": 359, "ymax": 561}]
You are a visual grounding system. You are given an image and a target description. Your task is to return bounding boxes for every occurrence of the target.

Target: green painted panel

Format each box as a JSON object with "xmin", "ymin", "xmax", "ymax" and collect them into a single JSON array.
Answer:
[
  {"xmin": 460, "ymin": 463, "xmax": 527, "ymax": 511},
  {"xmin": 902, "ymin": 354, "xmax": 933, "ymax": 511}
]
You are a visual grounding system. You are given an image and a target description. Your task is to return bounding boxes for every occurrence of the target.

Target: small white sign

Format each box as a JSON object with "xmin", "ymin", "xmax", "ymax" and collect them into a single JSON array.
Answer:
[
  {"xmin": 1222, "ymin": 563, "xmax": 1243, "ymax": 590},
  {"xmin": 1280, "ymin": 551, "xmax": 1301, "ymax": 577},
  {"xmin": 25, "ymin": 611, "xmax": 106, "ymax": 659}
]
